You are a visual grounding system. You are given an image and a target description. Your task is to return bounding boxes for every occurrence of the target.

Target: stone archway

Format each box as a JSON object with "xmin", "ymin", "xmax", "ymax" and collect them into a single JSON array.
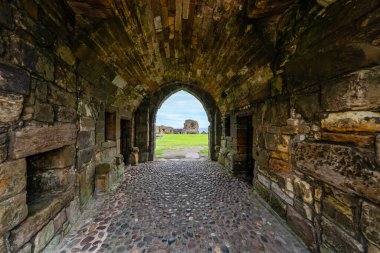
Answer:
[{"xmin": 134, "ymin": 82, "xmax": 221, "ymax": 162}]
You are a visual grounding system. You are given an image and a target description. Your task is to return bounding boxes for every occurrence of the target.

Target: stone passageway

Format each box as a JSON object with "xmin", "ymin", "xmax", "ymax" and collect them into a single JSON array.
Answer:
[{"xmin": 57, "ymin": 161, "xmax": 308, "ymax": 253}]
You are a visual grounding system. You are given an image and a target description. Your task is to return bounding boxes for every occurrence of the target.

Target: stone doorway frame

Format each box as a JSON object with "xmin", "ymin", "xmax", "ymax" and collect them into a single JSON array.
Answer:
[{"xmin": 134, "ymin": 82, "xmax": 221, "ymax": 162}]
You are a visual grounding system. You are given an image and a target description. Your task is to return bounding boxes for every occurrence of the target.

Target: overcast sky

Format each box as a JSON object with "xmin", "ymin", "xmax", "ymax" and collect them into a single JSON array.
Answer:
[{"xmin": 156, "ymin": 91, "xmax": 209, "ymax": 129}]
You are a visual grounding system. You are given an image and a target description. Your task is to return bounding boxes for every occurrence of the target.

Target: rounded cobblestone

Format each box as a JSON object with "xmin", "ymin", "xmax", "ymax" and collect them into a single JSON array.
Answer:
[{"xmin": 58, "ymin": 161, "xmax": 309, "ymax": 253}]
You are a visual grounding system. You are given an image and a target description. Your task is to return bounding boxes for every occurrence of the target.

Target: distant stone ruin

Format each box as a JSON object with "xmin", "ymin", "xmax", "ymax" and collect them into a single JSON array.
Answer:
[
  {"xmin": 183, "ymin": 119, "xmax": 199, "ymax": 134},
  {"xmin": 156, "ymin": 125, "xmax": 174, "ymax": 134},
  {"xmin": 156, "ymin": 119, "xmax": 199, "ymax": 134}
]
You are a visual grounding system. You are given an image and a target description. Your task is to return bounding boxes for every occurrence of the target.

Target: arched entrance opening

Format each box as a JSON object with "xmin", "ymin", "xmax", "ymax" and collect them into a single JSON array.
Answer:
[
  {"xmin": 134, "ymin": 82, "xmax": 221, "ymax": 162},
  {"xmin": 155, "ymin": 90, "xmax": 209, "ymax": 160}
]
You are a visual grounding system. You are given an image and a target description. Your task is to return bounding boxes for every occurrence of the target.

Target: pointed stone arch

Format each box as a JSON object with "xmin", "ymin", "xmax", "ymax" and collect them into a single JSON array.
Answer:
[{"xmin": 134, "ymin": 82, "xmax": 222, "ymax": 162}]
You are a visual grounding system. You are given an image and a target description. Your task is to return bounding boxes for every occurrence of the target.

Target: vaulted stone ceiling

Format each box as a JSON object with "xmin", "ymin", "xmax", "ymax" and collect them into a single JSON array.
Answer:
[
  {"xmin": 64, "ymin": 0, "xmax": 295, "ymax": 104},
  {"xmin": 63, "ymin": 0, "xmax": 380, "ymax": 113}
]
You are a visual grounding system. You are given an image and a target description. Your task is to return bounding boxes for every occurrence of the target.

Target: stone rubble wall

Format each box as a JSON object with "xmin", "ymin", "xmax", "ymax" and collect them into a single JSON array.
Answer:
[
  {"xmin": 218, "ymin": 1, "xmax": 380, "ymax": 251},
  {"xmin": 220, "ymin": 66, "xmax": 380, "ymax": 253},
  {"xmin": 0, "ymin": 1, "xmax": 130, "ymax": 252}
]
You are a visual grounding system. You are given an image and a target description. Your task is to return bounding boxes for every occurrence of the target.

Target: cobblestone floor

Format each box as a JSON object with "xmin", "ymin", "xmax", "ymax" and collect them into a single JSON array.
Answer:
[{"xmin": 57, "ymin": 161, "xmax": 308, "ymax": 253}]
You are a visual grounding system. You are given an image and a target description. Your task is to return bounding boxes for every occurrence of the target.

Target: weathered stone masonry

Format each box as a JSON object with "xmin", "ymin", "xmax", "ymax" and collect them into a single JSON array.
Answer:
[
  {"xmin": 0, "ymin": 1, "xmax": 129, "ymax": 252},
  {"xmin": 0, "ymin": 0, "xmax": 379, "ymax": 253}
]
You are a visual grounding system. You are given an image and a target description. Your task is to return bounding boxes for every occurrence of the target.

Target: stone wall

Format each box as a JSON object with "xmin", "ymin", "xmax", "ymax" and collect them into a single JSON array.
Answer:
[
  {"xmin": 219, "ymin": 66, "xmax": 380, "ymax": 253},
  {"xmin": 217, "ymin": 1, "xmax": 380, "ymax": 251},
  {"xmin": 183, "ymin": 119, "xmax": 199, "ymax": 134},
  {"xmin": 0, "ymin": 1, "xmax": 129, "ymax": 252}
]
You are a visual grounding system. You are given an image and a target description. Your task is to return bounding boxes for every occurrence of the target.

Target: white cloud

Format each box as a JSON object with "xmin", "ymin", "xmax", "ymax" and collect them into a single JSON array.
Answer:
[{"xmin": 156, "ymin": 91, "xmax": 209, "ymax": 128}]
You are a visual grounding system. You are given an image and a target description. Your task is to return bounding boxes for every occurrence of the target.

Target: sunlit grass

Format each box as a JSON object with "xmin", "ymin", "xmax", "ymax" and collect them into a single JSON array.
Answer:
[{"xmin": 155, "ymin": 134, "xmax": 208, "ymax": 157}]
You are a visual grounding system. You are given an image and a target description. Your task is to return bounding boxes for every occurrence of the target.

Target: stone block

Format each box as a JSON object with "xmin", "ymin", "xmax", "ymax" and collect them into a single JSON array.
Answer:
[
  {"xmin": 361, "ymin": 201, "xmax": 380, "ymax": 248},
  {"xmin": 323, "ymin": 195, "xmax": 354, "ymax": 234},
  {"xmin": 9, "ymin": 124, "xmax": 77, "ymax": 159},
  {"xmin": 293, "ymin": 198, "xmax": 313, "ymax": 221},
  {"xmin": 55, "ymin": 65, "xmax": 76, "ymax": 93},
  {"xmin": 0, "ymin": 64, "xmax": 30, "ymax": 95},
  {"xmin": 0, "ymin": 192, "xmax": 28, "ymax": 236},
  {"xmin": 322, "ymin": 217, "xmax": 364, "ymax": 253},
  {"xmin": 0, "ymin": 236, "xmax": 8, "ymax": 253},
  {"xmin": 9, "ymin": 187, "xmax": 74, "ymax": 251},
  {"xmin": 55, "ymin": 106, "xmax": 77, "ymax": 123},
  {"xmin": 80, "ymin": 117, "xmax": 95, "ymax": 131},
  {"xmin": 0, "ymin": 144, "xmax": 6, "ymax": 163},
  {"xmin": 293, "ymin": 177, "xmax": 313, "ymax": 204},
  {"xmin": 269, "ymin": 194, "xmax": 287, "ymax": 219},
  {"xmin": 34, "ymin": 102, "xmax": 54, "ymax": 122},
  {"xmin": 55, "ymin": 44, "xmax": 76, "ymax": 66},
  {"xmin": 53, "ymin": 209, "xmax": 67, "ymax": 232},
  {"xmin": 257, "ymin": 173, "xmax": 270, "ymax": 188},
  {"xmin": 77, "ymin": 131, "xmax": 95, "ymax": 150},
  {"xmin": 0, "ymin": 92, "xmax": 23, "ymax": 123},
  {"xmin": 271, "ymin": 182, "xmax": 293, "ymax": 205},
  {"xmin": 77, "ymin": 101, "xmax": 94, "ymax": 117},
  {"xmin": 292, "ymin": 142, "xmax": 380, "ymax": 203},
  {"xmin": 0, "ymin": 0, "xmax": 13, "ymax": 29},
  {"xmin": 34, "ymin": 80, "xmax": 48, "ymax": 102},
  {"xmin": 78, "ymin": 164, "xmax": 95, "ymax": 205},
  {"xmin": 253, "ymin": 180, "xmax": 270, "ymax": 202},
  {"xmin": 41, "ymin": 233, "xmax": 62, "ymax": 253},
  {"xmin": 376, "ymin": 135, "xmax": 380, "ymax": 166},
  {"xmin": 321, "ymin": 111, "xmax": 380, "ymax": 132},
  {"xmin": 77, "ymin": 147, "xmax": 95, "ymax": 168},
  {"xmin": 269, "ymin": 158, "xmax": 290, "ymax": 173},
  {"xmin": 368, "ymin": 243, "xmax": 380, "ymax": 253},
  {"xmin": 48, "ymin": 85, "xmax": 76, "ymax": 108},
  {"xmin": 287, "ymin": 206, "xmax": 316, "ymax": 247},
  {"xmin": 33, "ymin": 221, "xmax": 54, "ymax": 253},
  {"xmin": 322, "ymin": 66, "xmax": 380, "ymax": 111},
  {"xmin": 17, "ymin": 243, "xmax": 32, "ymax": 253},
  {"xmin": 264, "ymin": 100, "xmax": 289, "ymax": 126},
  {"xmin": 293, "ymin": 92, "xmax": 320, "ymax": 121},
  {"xmin": 286, "ymin": 44, "xmax": 380, "ymax": 91},
  {"xmin": 66, "ymin": 197, "xmax": 80, "ymax": 224},
  {"xmin": 0, "ymin": 159, "xmax": 26, "ymax": 200},
  {"xmin": 270, "ymin": 151, "xmax": 289, "ymax": 161},
  {"xmin": 264, "ymin": 133, "xmax": 278, "ymax": 151},
  {"xmin": 29, "ymin": 145, "xmax": 76, "ymax": 170},
  {"xmin": 129, "ymin": 153, "xmax": 139, "ymax": 165},
  {"xmin": 321, "ymin": 132, "xmax": 374, "ymax": 148},
  {"xmin": 35, "ymin": 54, "xmax": 54, "ymax": 81}
]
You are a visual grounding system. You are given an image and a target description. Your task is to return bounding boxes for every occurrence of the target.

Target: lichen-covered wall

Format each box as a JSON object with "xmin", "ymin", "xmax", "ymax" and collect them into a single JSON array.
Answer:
[
  {"xmin": 217, "ymin": 1, "xmax": 380, "ymax": 252},
  {"xmin": 0, "ymin": 1, "xmax": 129, "ymax": 252}
]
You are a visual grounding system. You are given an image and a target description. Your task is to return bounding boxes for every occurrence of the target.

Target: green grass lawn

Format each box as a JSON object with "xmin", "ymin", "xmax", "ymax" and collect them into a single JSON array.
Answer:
[{"xmin": 155, "ymin": 134, "xmax": 208, "ymax": 157}]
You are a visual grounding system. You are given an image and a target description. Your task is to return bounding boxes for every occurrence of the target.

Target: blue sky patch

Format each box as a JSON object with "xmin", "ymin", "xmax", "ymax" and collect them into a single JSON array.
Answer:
[{"xmin": 156, "ymin": 90, "xmax": 209, "ymax": 129}]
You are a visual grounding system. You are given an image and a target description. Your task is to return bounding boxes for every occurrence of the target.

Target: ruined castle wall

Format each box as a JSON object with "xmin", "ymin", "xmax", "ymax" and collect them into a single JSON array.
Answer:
[
  {"xmin": 0, "ymin": 2, "xmax": 128, "ymax": 252},
  {"xmin": 218, "ymin": 1, "xmax": 380, "ymax": 252}
]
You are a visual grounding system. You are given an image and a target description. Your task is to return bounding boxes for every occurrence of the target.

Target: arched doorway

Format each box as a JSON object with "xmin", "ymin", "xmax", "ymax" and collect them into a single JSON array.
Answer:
[
  {"xmin": 134, "ymin": 82, "xmax": 221, "ymax": 162},
  {"xmin": 155, "ymin": 90, "xmax": 209, "ymax": 159}
]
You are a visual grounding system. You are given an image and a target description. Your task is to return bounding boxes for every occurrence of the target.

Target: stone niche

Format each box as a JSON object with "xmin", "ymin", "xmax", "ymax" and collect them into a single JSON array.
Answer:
[
  {"xmin": 26, "ymin": 145, "xmax": 75, "ymax": 215},
  {"xmin": 8, "ymin": 145, "xmax": 76, "ymax": 252}
]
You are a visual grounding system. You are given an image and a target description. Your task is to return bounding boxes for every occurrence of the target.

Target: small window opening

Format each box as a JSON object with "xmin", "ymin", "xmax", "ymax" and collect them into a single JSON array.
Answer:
[
  {"xmin": 105, "ymin": 112, "xmax": 116, "ymax": 141},
  {"xmin": 224, "ymin": 116, "xmax": 231, "ymax": 137}
]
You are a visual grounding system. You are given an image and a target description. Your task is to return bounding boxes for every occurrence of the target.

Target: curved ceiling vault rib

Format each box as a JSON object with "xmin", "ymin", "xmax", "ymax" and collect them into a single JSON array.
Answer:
[{"xmin": 65, "ymin": 0, "xmax": 300, "ymax": 112}]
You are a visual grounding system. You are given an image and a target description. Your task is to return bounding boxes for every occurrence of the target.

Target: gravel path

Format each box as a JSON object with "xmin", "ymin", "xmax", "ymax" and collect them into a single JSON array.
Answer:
[{"xmin": 57, "ymin": 160, "xmax": 308, "ymax": 253}]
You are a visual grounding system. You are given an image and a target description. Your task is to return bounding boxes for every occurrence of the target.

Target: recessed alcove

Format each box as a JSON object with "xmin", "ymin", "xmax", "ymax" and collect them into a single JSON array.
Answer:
[{"xmin": 25, "ymin": 145, "xmax": 75, "ymax": 215}]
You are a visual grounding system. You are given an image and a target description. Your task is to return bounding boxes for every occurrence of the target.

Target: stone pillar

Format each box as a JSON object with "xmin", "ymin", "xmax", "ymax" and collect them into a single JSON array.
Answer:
[{"xmin": 134, "ymin": 104, "xmax": 150, "ymax": 162}]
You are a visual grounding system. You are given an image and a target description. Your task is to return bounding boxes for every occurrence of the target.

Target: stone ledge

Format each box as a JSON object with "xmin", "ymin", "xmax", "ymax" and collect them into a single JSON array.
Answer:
[
  {"xmin": 9, "ymin": 187, "xmax": 74, "ymax": 251},
  {"xmin": 9, "ymin": 124, "xmax": 77, "ymax": 159},
  {"xmin": 292, "ymin": 142, "xmax": 380, "ymax": 203}
]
